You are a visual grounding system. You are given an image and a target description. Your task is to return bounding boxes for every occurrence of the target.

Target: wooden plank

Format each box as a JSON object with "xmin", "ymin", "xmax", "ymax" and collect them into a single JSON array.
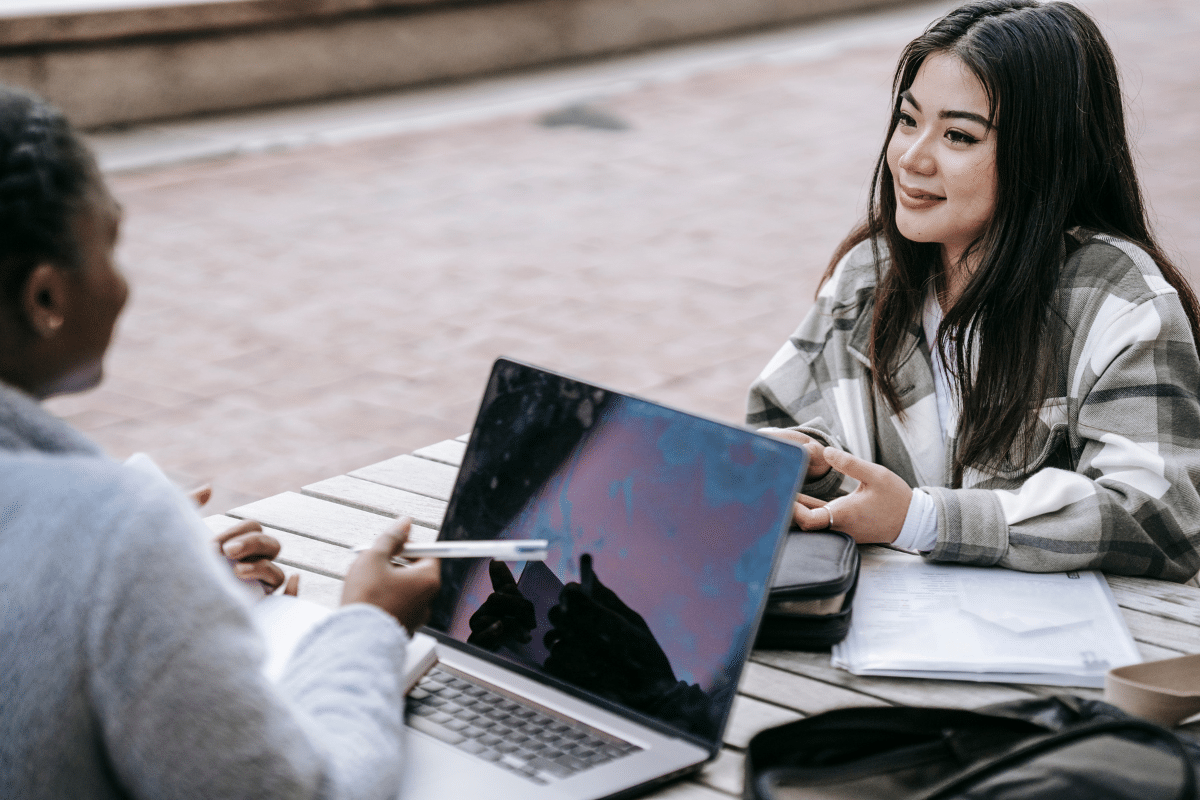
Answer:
[
  {"xmin": 739, "ymin": 661, "xmax": 888, "ymax": 715},
  {"xmin": 723, "ymin": 696, "xmax": 803, "ymax": 749},
  {"xmin": 203, "ymin": 514, "xmax": 247, "ymax": 538},
  {"xmin": 1109, "ymin": 574, "xmax": 1200, "ymax": 607},
  {"xmin": 1108, "ymin": 575, "xmax": 1200, "ymax": 626},
  {"xmin": 750, "ymin": 650, "xmax": 1040, "ymax": 709},
  {"xmin": 349, "ymin": 454, "xmax": 459, "ymax": 501},
  {"xmin": 1137, "ymin": 640, "xmax": 1187, "ymax": 661},
  {"xmin": 204, "ymin": 514, "xmax": 357, "ymax": 578},
  {"xmin": 1021, "ymin": 684, "xmax": 1103, "ymax": 701},
  {"xmin": 1123, "ymin": 607, "xmax": 1200, "ymax": 654},
  {"xmin": 413, "ymin": 439, "xmax": 466, "ymax": 466},
  {"xmin": 303, "ymin": 475, "xmax": 447, "ymax": 529},
  {"xmin": 697, "ymin": 748, "xmax": 744, "ymax": 797},
  {"xmin": 228, "ymin": 492, "xmax": 438, "ymax": 549},
  {"xmin": 271, "ymin": 529, "xmax": 357, "ymax": 578},
  {"xmin": 280, "ymin": 565, "xmax": 344, "ymax": 610}
]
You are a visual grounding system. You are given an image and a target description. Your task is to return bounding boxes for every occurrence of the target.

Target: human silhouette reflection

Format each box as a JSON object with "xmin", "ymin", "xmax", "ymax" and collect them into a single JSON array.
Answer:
[
  {"xmin": 468, "ymin": 554, "xmax": 712, "ymax": 736},
  {"xmin": 467, "ymin": 560, "xmax": 535, "ymax": 649}
]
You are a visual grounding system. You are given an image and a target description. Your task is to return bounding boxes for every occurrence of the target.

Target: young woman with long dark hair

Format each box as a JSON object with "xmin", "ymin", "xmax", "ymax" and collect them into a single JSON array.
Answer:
[{"xmin": 749, "ymin": 0, "xmax": 1200, "ymax": 581}]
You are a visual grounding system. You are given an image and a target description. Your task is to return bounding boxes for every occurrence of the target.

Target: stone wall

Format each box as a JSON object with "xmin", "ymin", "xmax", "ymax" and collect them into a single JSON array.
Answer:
[{"xmin": 0, "ymin": 0, "xmax": 921, "ymax": 129}]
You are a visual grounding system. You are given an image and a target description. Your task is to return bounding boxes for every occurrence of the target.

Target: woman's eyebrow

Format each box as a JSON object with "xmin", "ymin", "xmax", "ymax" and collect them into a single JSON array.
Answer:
[
  {"xmin": 940, "ymin": 109, "xmax": 992, "ymax": 128},
  {"xmin": 899, "ymin": 91, "xmax": 991, "ymax": 129}
]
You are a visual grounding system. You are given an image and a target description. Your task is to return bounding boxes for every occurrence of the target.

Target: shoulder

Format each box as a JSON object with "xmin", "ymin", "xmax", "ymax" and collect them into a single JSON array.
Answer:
[
  {"xmin": 3, "ymin": 451, "xmax": 184, "ymax": 522},
  {"xmin": 1056, "ymin": 232, "xmax": 1198, "ymax": 388},
  {"xmin": 750, "ymin": 238, "xmax": 883, "ymax": 402},
  {"xmin": 3, "ymin": 451, "xmax": 141, "ymax": 522},
  {"xmin": 784, "ymin": 237, "xmax": 882, "ymax": 355},
  {"xmin": 1055, "ymin": 230, "xmax": 1195, "ymax": 343},
  {"xmin": 1, "ymin": 451, "xmax": 218, "ymax": 582},
  {"xmin": 0, "ymin": 452, "xmax": 239, "ymax": 658},
  {"xmin": 1060, "ymin": 230, "xmax": 1178, "ymax": 307},
  {"xmin": 817, "ymin": 238, "xmax": 883, "ymax": 308}
]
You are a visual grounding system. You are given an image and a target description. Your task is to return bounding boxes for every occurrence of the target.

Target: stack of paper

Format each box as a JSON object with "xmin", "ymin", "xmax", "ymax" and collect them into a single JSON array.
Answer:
[{"xmin": 832, "ymin": 548, "xmax": 1142, "ymax": 687}]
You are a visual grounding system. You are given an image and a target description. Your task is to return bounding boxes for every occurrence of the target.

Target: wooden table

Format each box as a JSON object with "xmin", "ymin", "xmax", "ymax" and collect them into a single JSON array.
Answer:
[{"xmin": 204, "ymin": 436, "xmax": 1200, "ymax": 800}]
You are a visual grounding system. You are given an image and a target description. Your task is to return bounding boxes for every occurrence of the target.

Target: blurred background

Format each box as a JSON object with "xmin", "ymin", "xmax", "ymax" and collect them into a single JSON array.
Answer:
[{"xmin": 2, "ymin": 0, "xmax": 1194, "ymax": 514}]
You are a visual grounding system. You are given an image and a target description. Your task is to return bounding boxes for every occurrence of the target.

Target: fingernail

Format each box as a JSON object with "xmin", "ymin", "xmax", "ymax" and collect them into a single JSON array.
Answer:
[{"xmin": 223, "ymin": 541, "xmax": 245, "ymax": 558}]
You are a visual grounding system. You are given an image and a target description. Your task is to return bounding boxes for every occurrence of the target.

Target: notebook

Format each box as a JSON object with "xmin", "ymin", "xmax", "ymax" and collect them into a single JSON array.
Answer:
[{"xmin": 401, "ymin": 358, "xmax": 807, "ymax": 799}]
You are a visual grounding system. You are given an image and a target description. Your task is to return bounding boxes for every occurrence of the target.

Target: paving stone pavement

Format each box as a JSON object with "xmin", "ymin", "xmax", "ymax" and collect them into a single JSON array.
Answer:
[{"xmin": 44, "ymin": 0, "xmax": 1200, "ymax": 515}]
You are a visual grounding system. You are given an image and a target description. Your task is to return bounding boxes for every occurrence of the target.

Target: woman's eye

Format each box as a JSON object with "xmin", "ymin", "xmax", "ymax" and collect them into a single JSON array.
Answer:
[
  {"xmin": 896, "ymin": 111, "xmax": 916, "ymax": 128},
  {"xmin": 946, "ymin": 129, "xmax": 979, "ymax": 145}
]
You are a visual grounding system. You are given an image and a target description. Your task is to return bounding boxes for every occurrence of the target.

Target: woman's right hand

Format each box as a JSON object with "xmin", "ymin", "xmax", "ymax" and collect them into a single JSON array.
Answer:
[
  {"xmin": 341, "ymin": 517, "xmax": 441, "ymax": 635},
  {"xmin": 760, "ymin": 427, "xmax": 833, "ymax": 481}
]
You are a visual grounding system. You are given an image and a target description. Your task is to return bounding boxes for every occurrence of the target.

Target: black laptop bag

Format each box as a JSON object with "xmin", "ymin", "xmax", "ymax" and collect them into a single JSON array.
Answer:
[{"xmin": 744, "ymin": 695, "xmax": 1200, "ymax": 800}]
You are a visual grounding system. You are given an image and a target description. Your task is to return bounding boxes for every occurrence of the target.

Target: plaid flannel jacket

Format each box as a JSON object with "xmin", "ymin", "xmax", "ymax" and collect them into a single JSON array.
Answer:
[{"xmin": 748, "ymin": 232, "xmax": 1200, "ymax": 581}]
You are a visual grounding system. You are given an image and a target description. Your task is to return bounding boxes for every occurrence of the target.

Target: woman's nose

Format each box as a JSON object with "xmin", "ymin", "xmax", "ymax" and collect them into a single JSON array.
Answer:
[{"xmin": 897, "ymin": 134, "xmax": 935, "ymax": 175}]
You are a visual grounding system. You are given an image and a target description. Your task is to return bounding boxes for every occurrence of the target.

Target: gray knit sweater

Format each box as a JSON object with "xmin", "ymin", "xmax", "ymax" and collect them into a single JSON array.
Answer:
[{"xmin": 0, "ymin": 382, "xmax": 410, "ymax": 799}]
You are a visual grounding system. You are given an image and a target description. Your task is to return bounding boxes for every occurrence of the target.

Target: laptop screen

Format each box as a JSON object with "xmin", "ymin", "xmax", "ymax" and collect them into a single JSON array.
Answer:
[{"xmin": 429, "ymin": 359, "xmax": 805, "ymax": 746}]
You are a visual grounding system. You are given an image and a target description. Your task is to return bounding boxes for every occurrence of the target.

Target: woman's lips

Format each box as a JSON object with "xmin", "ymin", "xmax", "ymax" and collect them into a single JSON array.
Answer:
[{"xmin": 896, "ymin": 183, "xmax": 944, "ymax": 210}]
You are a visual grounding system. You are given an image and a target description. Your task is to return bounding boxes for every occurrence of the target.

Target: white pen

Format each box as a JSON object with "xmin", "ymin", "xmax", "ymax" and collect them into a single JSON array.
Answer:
[{"xmin": 352, "ymin": 539, "xmax": 550, "ymax": 562}]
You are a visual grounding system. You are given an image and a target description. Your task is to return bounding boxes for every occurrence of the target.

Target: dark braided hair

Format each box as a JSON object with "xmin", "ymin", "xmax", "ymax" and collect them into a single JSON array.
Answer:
[{"xmin": 0, "ymin": 86, "xmax": 98, "ymax": 308}]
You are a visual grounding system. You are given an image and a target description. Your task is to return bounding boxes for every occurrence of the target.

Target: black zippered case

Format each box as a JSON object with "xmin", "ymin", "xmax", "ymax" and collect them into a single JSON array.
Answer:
[{"xmin": 755, "ymin": 531, "xmax": 859, "ymax": 651}]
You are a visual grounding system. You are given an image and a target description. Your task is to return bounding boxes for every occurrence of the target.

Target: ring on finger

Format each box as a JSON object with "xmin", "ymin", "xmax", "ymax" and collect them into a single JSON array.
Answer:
[{"xmin": 824, "ymin": 505, "xmax": 834, "ymax": 530}]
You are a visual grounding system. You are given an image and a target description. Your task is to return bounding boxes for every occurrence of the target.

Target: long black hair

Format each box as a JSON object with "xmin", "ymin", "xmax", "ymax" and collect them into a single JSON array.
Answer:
[
  {"xmin": 825, "ymin": 0, "xmax": 1200, "ymax": 485},
  {"xmin": 0, "ymin": 86, "xmax": 97, "ymax": 309}
]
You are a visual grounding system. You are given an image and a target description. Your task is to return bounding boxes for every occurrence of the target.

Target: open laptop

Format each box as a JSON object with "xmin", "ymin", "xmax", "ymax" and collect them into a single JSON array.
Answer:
[{"xmin": 402, "ymin": 358, "xmax": 806, "ymax": 799}]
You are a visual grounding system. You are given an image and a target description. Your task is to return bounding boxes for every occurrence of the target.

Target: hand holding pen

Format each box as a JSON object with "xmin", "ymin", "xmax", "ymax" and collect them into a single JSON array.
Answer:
[{"xmin": 342, "ymin": 517, "xmax": 442, "ymax": 634}]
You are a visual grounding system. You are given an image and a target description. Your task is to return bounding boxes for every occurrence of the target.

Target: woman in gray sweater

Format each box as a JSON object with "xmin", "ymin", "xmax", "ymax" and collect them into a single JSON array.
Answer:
[{"xmin": 0, "ymin": 87, "xmax": 440, "ymax": 799}]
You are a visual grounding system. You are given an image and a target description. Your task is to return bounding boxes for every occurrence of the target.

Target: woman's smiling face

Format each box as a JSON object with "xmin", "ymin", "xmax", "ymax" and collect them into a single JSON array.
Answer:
[{"xmin": 886, "ymin": 52, "xmax": 998, "ymax": 270}]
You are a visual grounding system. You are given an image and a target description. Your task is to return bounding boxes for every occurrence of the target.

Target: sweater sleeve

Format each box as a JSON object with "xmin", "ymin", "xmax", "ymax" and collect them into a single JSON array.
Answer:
[
  {"xmin": 746, "ymin": 332, "xmax": 855, "ymax": 499},
  {"xmin": 747, "ymin": 241, "xmax": 884, "ymax": 499},
  {"xmin": 926, "ymin": 280, "xmax": 1200, "ymax": 581},
  {"xmin": 747, "ymin": 364, "xmax": 850, "ymax": 499},
  {"xmin": 83, "ymin": 473, "xmax": 408, "ymax": 800}
]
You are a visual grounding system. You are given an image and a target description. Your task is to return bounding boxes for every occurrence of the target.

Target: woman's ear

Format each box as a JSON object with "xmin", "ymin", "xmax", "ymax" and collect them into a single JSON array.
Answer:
[{"xmin": 20, "ymin": 263, "xmax": 69, "ymax": 338}]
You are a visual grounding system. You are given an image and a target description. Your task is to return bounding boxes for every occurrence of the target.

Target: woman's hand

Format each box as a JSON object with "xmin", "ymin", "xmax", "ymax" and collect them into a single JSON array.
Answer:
[
  {"xmin": 213, "ymin": 518, "xmax": 299, "ymax": 596},
  {"xmin": 792, "ymin": 447, "xmax": 912, "ymax": 544},
  {"xmin": 759, "ymin": 427, "xmax": 833, "ymax": 481},
  {"xmin": 342, "ymin": 517, "xmax": 441, "ymax": 635}
]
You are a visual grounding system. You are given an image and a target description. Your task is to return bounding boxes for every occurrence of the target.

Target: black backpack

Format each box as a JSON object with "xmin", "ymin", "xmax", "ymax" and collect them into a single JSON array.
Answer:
[{"xmin": 745, "ymin": 695, "xmax": 1200, "ymax": 800}]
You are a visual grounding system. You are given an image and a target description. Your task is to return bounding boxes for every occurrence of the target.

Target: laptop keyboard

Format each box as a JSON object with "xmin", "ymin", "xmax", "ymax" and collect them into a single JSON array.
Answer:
[{"xmin": 406, "ymin": 666, "xmax": 642, "ymax": 785}]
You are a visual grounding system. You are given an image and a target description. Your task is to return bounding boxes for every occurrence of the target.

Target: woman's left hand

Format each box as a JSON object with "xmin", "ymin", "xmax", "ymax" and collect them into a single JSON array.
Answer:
[
  {"xmin": 792, "ymin": 447, "xmax": 912, "ymax": 544},
  {"xmin": 190, "ymin": 484, "xmax": 297, "ymax": 596},
  {"xmin": 212, "ymin": 518, "xmax": 299, "ymax": 596}
]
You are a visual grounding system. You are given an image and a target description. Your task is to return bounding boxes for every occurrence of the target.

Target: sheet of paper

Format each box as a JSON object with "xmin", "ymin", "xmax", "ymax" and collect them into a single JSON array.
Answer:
[{"xmin": 831, "ymin": 548, "xmax": 1141, "ymax": 687}]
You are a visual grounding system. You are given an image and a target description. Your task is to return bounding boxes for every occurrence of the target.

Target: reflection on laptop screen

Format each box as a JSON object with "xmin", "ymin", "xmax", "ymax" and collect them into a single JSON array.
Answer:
[{"xmin": 430, "ymin": 360, "xmax": 804, "ymax": 746}]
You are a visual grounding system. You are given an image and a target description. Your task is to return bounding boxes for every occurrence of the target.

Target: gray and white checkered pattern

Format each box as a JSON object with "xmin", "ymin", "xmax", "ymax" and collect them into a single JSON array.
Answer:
[{"xmin": 748, "ymin": 232, "xmax": 1200, "ymax": 581}]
